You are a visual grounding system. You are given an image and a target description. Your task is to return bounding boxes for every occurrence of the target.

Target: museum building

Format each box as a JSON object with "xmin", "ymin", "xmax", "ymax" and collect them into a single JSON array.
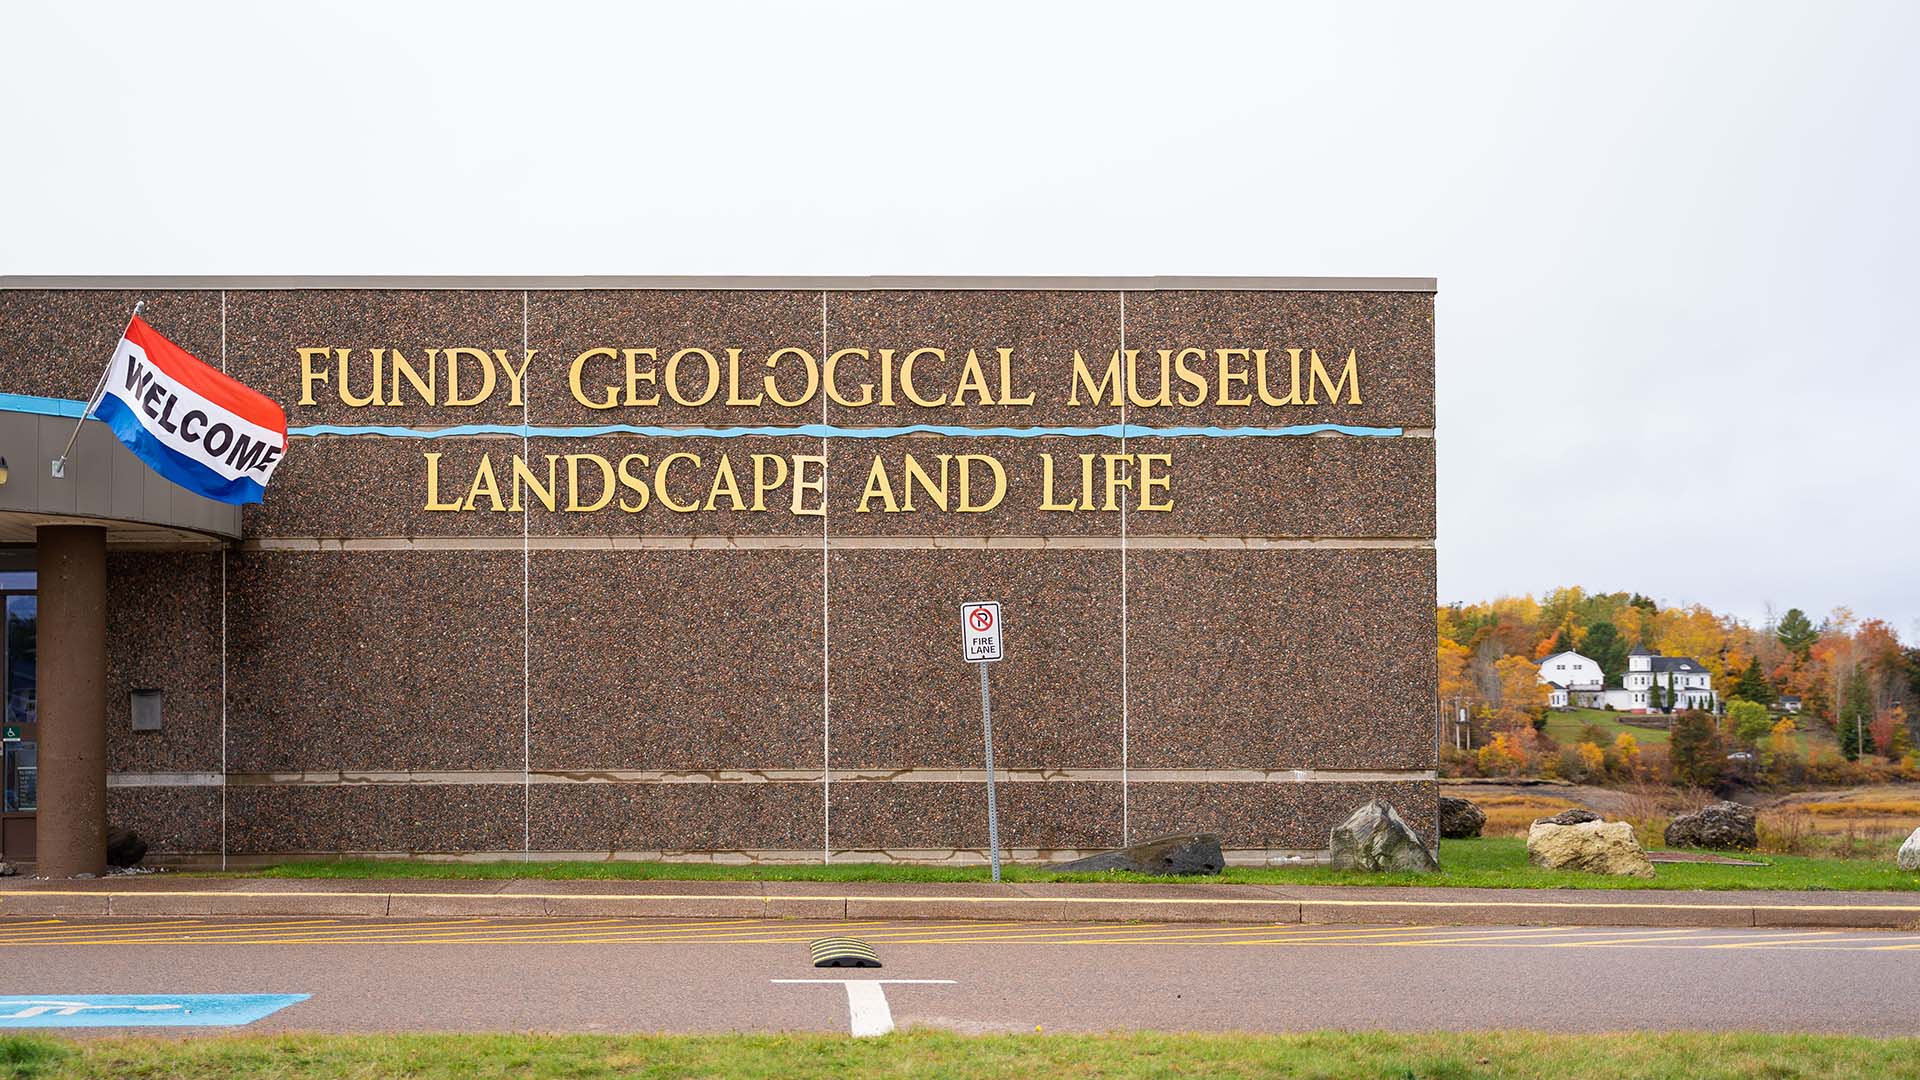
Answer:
[{"xmin": 0, "ymin": 277, "xmax": 1437, "ymax": 875}]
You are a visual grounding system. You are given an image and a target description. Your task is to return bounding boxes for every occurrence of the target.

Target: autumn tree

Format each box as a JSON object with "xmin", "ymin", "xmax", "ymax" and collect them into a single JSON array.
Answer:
[
  {"xmin": 1438, "ymin": 636, "xmax": 1472, "ymax": 704},
  {"xmin": 1871, "ymin": 705, "xmax": 1913, "ymax": 759},
  {"xmin": 1492, "ymin": 654, "xmax": 1549, "ymax": 728}
]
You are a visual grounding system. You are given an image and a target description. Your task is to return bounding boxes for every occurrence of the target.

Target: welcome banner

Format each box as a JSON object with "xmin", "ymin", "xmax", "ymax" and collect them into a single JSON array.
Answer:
[{"xmin": 95, "ymin": 316, "xmax": 287, "ymax": 504}]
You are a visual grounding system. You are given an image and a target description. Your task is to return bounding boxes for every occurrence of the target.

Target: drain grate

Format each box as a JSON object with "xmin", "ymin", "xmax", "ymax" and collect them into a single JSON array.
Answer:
[{"xmin": 809, "ymin": 937, "xmax": 882, "ymax": 968}]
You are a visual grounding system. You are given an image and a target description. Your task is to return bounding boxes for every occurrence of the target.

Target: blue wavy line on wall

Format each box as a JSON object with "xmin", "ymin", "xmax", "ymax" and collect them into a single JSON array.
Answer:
[
  {"xmin": 0, "ymin": 394, "xmax": 1406, "ymax": 440},
  {"xmin": 285, "ymin": 422, "xmax": 1405, "ymax": 439}
]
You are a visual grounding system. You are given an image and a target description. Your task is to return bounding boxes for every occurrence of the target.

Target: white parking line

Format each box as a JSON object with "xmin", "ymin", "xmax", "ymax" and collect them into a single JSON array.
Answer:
[{"xmin": 771, "ymin": 979, "xmax": 957, "ymax": 1036}]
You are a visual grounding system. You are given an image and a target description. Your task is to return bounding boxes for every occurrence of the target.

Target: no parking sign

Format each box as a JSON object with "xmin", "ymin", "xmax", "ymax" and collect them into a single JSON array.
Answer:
[
  {"xmin": 959, "ymin": 600, "xmax": 1005, "ymax": 880},
  {"xmin": 960, "ymin": 601, "xmax": 1003, "ymax": 663}
]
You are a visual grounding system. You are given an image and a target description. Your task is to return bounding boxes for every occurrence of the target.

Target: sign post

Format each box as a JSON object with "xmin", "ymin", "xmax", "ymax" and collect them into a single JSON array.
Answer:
[{"xmin": 960, "ymin": 600, "xmax": 1004, "ymax": 881}]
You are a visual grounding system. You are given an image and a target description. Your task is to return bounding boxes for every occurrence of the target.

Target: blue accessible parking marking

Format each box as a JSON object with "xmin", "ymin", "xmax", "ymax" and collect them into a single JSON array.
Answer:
[{"xmin": 0, "ymin": 994, "xmax": 309, "ymax": 1027}]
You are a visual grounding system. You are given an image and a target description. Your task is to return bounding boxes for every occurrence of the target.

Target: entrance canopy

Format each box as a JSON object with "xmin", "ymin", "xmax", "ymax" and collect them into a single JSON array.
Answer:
[{"xmin": 0, "ymin": 394, "xmax": 239, "ymax": 548}]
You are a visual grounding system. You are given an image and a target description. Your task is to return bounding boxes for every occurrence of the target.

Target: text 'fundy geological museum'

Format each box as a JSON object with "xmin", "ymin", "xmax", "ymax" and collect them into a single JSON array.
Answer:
[{"xmin": 0, "ymin": 277, "xmax": 1436, "ymax": 873}]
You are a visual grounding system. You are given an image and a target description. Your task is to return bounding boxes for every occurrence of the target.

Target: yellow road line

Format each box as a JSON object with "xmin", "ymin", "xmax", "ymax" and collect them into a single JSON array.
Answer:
[
  {"xmin": 363, "ymin": 920, "xmax": 922, "ymax": 946},
  {"xmin": 860, "ymin": 923, "xmax": 1447, "ymax": 946},
  {"xmin": 1698, "ymin": 931, "xmax": 1853, "ymax": 949},
  {"xmin": 1525, "ymin": 929, "xmax": 1765, "ymax": 948},
  {"xmin": 163, "ymin": 917, "xmax": 872, "ymax": 947},
  {"xmin": 0, "ymin": 917, "xmax": 349, "ymax": 944},
  {"xmin": 0, "ymin": 918, "xmax": 209, "ymax": 937},
  {"xmin": 161, "ymin": 917, "xmax": 638, "ymax": 945},
  {"xmin": 0, "ymin": 918, "xmax": 618, "ymax": 948},
  {"xmin": 705, "ymin": 921, "xmax": 1171, "ymax": 945},
  {"xmin": 1033, "ymin": 925, "xmax": 1593, "ymax": 948}
]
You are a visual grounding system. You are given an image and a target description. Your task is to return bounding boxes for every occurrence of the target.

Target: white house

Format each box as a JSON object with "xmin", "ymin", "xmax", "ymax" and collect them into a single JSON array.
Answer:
[
  {"xmin": 1624, "ymin": 643, "xmax": 1716, "ymax": 711},
  {"xmin": 1536, "ymin": 650, "xmax": 1604, "ymax": 708},
  {"xmin": 1538, "ymin": 643, "xmax": 1716, "ymax": 713}
]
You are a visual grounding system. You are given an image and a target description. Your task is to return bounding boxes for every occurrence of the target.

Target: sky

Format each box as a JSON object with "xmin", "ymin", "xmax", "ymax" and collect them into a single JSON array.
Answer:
[{"xmin": 3, "ymin": 2, "xmax": 1915, "ymax": 636}]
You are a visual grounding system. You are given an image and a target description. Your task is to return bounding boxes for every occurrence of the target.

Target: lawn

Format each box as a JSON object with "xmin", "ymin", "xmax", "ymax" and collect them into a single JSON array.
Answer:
[
  {"xmin": 1543, "ymin": 707, "xmax": 1672, "ymax": 746},
  {"xmin": 1543, "ymin": 706, "xmax": 1835, "ymax": 757},
  {"xmin": 205, "ymin": 836, "xmax": 1920, "ymax": 892},
  {"xmin": 3, "ymin": 1030, "xmax": 1918, "ymax": 1080}
]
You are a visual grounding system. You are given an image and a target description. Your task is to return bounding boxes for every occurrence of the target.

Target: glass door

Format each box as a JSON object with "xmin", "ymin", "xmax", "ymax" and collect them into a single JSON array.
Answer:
[{"xmin": 1, "ymin": 576, "xmax": 37, "ymax": 862}]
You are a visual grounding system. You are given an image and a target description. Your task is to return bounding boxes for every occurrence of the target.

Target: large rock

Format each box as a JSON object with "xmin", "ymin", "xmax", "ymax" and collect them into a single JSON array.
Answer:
[
  {"xmin": 1534, "ymin": 808, "xmax": 1600, "ymax": 827},
  {"xmin": 1055, "ymin": 834, "xmax": 1224, "ymax": 875},
  {"xmin": 1664, "ymin": 801, "xmax": 1758, "ymax": 851},
  {"xmin": 1900, "ymin": 827, "xmax": 1920, "ymax": 872},
  {"xmin": 1329, "ymin": 800, "xmax": 1439, "ymax": 872},
  {"xmin": 1438, "ymin": 796, "xmax": 1485, "ymax": 839},
  {"xmin": 106, "ymin": 827, "xmax": 148, "ymax": 869},
  {"xmin": 1527, "ymin": 820, "xmax": 1656, "ymax": 878}
]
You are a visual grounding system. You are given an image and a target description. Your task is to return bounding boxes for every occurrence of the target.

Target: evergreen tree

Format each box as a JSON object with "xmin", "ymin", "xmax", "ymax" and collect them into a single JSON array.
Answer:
[
  {"xmin": 1669, "ymin": 710, "xmax": 1724, "ymax": 789},
  {"xmin": 1548, "ymin": 628, "xmax": 1575, "ymax": 656},
  {"xmin": 1777, "ymin": 608, "xmax": 1818, "ymax": 657},
  {"xmin": 1732, "ymin": 660, "xmax": 1776, "ymax": 706},
  {"xmin": 1836, "ymin": 667, "xmax": 1873, "ymax": 761},
  {"xmin": 1583, "ymin": 621, "xmax": 1629, "ymax": 684}
]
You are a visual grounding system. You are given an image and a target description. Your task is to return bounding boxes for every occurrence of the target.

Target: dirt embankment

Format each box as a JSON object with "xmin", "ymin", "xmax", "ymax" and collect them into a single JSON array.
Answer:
[{"xmin": 1442, "ymin": 780, "xmax": 1920, "ymax": 854}]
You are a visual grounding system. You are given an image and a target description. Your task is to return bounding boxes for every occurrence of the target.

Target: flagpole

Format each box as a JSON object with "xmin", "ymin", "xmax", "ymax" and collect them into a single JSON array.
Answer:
[{"xmin": 51, "ymin": 299, "xmax": 142, "ymax": 479}]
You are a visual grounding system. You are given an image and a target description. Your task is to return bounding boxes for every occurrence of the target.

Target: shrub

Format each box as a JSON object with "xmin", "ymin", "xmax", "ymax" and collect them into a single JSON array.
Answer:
[{"xmin": 1728, "ymin": 699, "xmax": 1772, "ymax": 744}]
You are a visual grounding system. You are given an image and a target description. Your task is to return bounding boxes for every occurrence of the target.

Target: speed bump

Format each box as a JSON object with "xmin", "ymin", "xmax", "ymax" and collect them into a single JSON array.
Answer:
[{"xmin": 810, "ymin": 937, "xmax": 882, "ymax": 968}]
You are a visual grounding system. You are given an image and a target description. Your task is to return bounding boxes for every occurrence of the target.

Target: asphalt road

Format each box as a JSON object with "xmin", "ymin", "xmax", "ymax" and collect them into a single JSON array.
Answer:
[{"xmin": 2, "ymin": 916, "xmax": 1918, "ymax": 1036}]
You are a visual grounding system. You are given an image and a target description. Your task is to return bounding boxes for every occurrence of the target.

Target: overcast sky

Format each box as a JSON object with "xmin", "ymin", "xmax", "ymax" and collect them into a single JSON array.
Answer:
[{"xmin": 4, "ymin": 2, "xmax": 1915, "ymax": 635}]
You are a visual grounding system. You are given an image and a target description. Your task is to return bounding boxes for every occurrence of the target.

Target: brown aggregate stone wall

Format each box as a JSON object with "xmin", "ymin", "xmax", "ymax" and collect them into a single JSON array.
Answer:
[
  {"xmin": 526, "ymin": 290, "xmax": 822, "ymax": 427},
  {"xmin": 226, "ymin": 785, "xmax": 523, "ymax": 854},
  {"xmin": 107, "ymin": 787, "xmax": 221, "ymax": 855},
  {"xmin": 225, "ymin": 551, "xmax": 524, "ymax": 772},
  {"xmin": 528, "ymin": 549, "xmax": 823, "ymax": 771},
  {"xmin": 105, "ymin": 553, "xmax": 221, "ymax": 773},
  {"xmin": 6, "ymin": 282, "xmax": 1436, "ymax": 861},
  {"xmin": 529, "ymin": 783, "xmax": 823, "ymax": 852},
  {"xmin": 1126, "ymin": 548, "xmax": 1437, "ymax": 770},
  {"xmin": 1130, "ymin": 780, "xmax": 1439, "ymax": 849},
  {"xmin": 826, "ymin": 548, "xmax": 1122, "ymax": 770},
  {"xmin": 224, "ymin": 290, "xmax": 527, "ymax": 427}
]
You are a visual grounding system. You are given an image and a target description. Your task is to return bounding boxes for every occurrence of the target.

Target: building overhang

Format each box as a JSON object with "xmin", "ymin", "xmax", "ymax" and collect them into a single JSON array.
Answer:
[{"xmin": 0, "ymin": 393, "xmax": 240, "ymax": 548}]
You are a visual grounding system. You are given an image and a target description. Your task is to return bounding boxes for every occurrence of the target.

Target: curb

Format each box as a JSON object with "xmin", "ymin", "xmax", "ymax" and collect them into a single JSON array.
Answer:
[{"xmin": 3, "ymin": 889, "xmax": 1918, "ymax": 929}]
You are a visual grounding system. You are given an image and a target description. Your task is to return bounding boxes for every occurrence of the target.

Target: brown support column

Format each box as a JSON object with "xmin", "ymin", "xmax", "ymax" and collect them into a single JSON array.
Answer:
[{"xmin": 36, "ymin": 525, "xmax": 108, "ymax": 877}]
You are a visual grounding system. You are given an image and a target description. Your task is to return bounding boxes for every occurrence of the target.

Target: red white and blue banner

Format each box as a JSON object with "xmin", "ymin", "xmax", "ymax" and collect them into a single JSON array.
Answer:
[{"xmin": 95, "ymin": 316, "xmax": 287, "ymax": 504}]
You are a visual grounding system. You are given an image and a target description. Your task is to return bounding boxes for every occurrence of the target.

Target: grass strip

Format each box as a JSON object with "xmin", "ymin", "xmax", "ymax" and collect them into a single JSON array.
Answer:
[
  {"xmin": 4, "ymin": 1030, "xmax": 1919, "ymax": 1079},
  {"xmin": 201, "ymin": 838, "xmax": 1920, "ymax": 892}
]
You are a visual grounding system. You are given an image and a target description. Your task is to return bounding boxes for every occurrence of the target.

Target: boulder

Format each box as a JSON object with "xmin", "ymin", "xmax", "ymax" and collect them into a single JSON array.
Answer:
[
  {"xmin": 1900, "ymin": 827, "xmax": 1920, "ymax": 872},
  {"xmin": 106, "ymin": 827, "xmax": 148, "ymax": 869},
  {"xmin": 1055, "ymin": 833, "xmax": 1224, "ymax": 875},
  {"xmin": 1438, "ymin": 796, "xmax": 1485, "ymax": 839},
  {"xmin": 1664, "ymin": 801, "xmax": 1758, "ymax": 851},
  {"xmin": 1329, "ymin": 800, "xmax": 1439, "ymax": 872},
  {"xmin": 1527, "ymin": 820, "xmax": 1656, "ymax": 878},
  {"xmin": 1534, "ymin": 808, "xmax": 1601, "ymax": 827}
]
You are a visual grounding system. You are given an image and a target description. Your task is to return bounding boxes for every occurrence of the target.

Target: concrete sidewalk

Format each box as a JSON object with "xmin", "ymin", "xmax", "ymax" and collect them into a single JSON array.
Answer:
[{"xmin": 2, "ymin": 875, "xmax": 1917, "ymax": 929}]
